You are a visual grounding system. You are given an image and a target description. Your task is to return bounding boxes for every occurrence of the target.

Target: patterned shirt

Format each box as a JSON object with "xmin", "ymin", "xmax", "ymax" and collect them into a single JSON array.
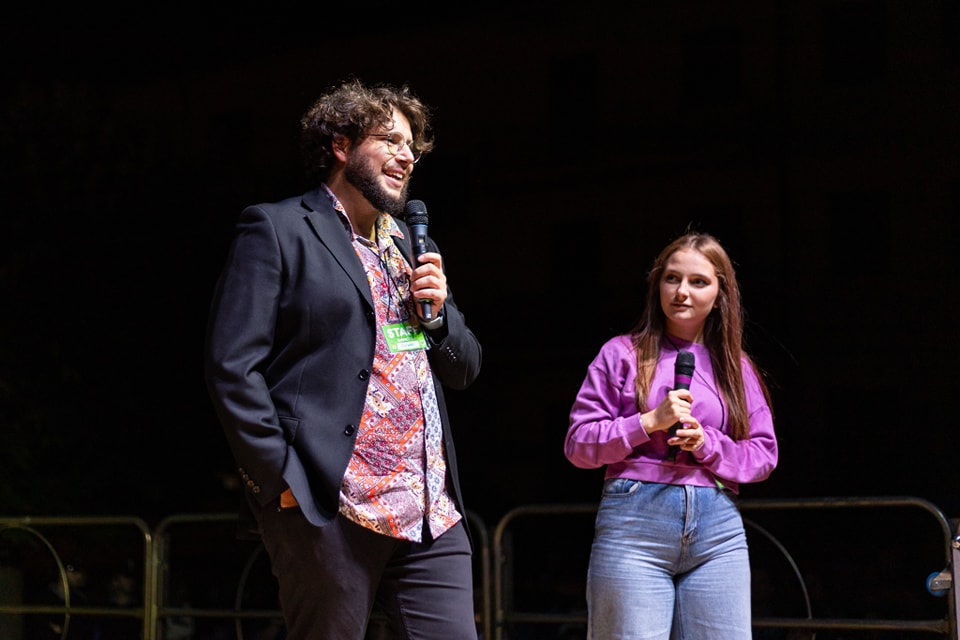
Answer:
[{"xmin": 324, "ymin": 186, "xmax": 461, "ymax": 542}]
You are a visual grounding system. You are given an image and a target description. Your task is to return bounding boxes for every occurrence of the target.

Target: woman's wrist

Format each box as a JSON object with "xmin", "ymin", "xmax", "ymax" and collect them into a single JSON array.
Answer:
[{"xmin": 639, "ymin": 412, "xmax": 652, "ymax": 433}]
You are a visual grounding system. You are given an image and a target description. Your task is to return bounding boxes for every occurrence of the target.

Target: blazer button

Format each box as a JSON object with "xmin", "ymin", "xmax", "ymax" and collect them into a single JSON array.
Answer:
[
  {"xmin": 358, "ymin": 369, "xmax": 370, "ymax": 381},
  {"xmin": 343, "ymin": 424, "xmax": 356, "ymax": 436}
]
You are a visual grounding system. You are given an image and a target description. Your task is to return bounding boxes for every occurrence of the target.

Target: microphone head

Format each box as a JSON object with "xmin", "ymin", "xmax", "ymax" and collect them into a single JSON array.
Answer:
[
  {"xmin": 404, "ymin": 199, "xmax": 428, "ymax": 225},
  {"xmin": 675, "ymin": 350, "xmax": 695, "ymax": 377}
]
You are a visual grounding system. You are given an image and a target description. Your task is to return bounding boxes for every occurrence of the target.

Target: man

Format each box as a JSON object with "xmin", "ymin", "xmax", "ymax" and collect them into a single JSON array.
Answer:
[{"xmin": 204, "ymin": 79, "xmax": 482, "ymax": 640}]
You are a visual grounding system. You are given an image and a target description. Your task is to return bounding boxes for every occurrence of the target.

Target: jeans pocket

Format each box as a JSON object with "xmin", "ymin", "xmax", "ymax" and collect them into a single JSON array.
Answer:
[{"xmin": 601, "ymin": 477, "xmax": 642, "ymax": 498}]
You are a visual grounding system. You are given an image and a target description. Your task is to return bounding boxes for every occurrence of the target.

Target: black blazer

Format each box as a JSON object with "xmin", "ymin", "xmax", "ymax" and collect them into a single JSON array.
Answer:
[{"xmin": 204, "ymin": 187, "xmax": 482, "ymax": 533}]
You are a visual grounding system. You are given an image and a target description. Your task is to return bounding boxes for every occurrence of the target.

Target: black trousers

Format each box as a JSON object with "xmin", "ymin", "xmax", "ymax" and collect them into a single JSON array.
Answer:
[{"xmin": 260, "ymin": 506, "xmax": 478, "ymax": 640}]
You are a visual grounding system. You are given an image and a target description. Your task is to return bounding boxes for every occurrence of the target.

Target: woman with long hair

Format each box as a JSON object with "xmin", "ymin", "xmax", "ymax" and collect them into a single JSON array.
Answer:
[{"xmin": 564, "ymin": 230, "xmax": 778, "ymax": 639}]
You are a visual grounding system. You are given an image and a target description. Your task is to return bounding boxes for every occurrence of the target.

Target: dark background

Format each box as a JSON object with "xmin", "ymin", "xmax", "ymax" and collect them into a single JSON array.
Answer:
[{"xmin": 2, "ymin": 1, "xmax": 959, "ymax": 536}]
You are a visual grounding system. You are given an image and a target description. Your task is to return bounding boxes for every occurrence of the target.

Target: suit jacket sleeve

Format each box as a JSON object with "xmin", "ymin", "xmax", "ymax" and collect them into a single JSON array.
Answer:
[
  {"xmin": 204, "ymin": 204, "xmax": 291, "ymax": 506},
  {"xmin": 418, "ymin": 234, "xmax": 482, "ymax": 391}
]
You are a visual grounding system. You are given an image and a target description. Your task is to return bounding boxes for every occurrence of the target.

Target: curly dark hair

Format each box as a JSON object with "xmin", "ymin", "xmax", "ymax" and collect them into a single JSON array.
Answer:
[{"xmin": 299, "ymin": 79, "xmax": 435, "ymax": 186}]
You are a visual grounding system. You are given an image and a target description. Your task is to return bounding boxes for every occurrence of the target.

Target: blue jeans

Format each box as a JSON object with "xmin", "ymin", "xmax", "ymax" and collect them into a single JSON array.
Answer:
[{"xmin": 586, "ymin": 479, "xmax": 751, "ymax": 640}]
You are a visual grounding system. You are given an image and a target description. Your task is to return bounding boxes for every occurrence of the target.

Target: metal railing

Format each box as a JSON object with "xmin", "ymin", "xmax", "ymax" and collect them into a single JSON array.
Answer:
[
  {"xmin": 149, "ymin": 510, "xmax": 492, "ymax": 640},
  {"xmin": 1, "ymin": 496, "xmax": 957, "ymax": 640},
  {"xmin": 0, "ymin": 516, "xmax": 154, "ymax": 640},
  {"xmin": 491, "ymin": 496, "xmax": 960, "ymax": 640},
  {"xmin": 0, "ymin": 510, "xmax": 489, "ymax": 640}
]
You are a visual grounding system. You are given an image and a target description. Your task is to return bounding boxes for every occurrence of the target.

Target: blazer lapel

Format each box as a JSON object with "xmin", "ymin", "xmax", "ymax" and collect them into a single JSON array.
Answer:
[{"xmin": 300, "ymin": 189, "xmax": 374, "ymax": 309}]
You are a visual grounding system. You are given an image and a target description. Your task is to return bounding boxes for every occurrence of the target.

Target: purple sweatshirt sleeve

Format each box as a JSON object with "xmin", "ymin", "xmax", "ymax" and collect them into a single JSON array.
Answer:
[
  {"xmin": 564, "ymin": 336, "xmax": 778, "ymax": 489},
  {"xmin": 691, "ymin": 359, "xmax": 778, "ymax": 484},
  {"xmin": 564, "ymin": 336, "xmax": 650, "ymax": 468}
]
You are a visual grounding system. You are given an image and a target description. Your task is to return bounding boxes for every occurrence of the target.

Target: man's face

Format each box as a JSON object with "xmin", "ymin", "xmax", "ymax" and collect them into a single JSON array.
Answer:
[{"xmin": 344, "ymin": 109, "xmax": 416, "ymax": 215}]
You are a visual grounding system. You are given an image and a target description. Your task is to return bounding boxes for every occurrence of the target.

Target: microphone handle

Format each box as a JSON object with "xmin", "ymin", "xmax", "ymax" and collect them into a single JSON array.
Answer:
[
  {"xmin": 666, "ymin": 382, "xmax": 691, "ymax": 462},
  {"xmin": 410, "ymin": 223, "xmax": 433, "ymax": 321},
  {"xmin": 418, "ymin": 296, "xmax": 433, "ymax": 321}
]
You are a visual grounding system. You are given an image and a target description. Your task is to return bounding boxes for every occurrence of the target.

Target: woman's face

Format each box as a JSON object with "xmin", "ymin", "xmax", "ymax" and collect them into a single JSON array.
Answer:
[{"xmin": 659, "ymin": 248, "xmax": 720, "ymax": 341}]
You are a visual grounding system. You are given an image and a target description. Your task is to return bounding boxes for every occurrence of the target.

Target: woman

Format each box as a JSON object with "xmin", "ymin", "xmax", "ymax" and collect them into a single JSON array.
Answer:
[{"xmin": 564, "ymin": 231, "xmax": 778, "ymax": 639}]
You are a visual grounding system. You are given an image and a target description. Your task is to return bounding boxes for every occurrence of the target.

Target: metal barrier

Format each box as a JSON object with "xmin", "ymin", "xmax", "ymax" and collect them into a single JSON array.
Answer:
[
  {"xmin": 491, "ymin": 496, "xmax": 960, "ymax": 640},
  {"xmin": 150, "ymin": 510, "xmax": 491, "ymax": 640},
  {"xmin": 151, "ymin": 512, "xmax": 272, "ymax": 640},
  {"xmin": 1, "ymin": 498, "xmax": 957, "ymax": 639},
  {"xmin": 0, "ymin": 511, "xmax": 489, "ymax": 640},
  {"xmin": 0, "ymin": 515, "xmax": 154, "ymax": 640}
]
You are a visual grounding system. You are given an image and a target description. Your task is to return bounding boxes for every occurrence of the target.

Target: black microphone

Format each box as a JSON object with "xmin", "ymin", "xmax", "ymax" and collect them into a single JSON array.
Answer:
[
  {"xmin": 404, "ymin": 199, "xmax": 433, "ymax": 321},
  {"xmin": 667, "ymin": 350, "xmax": 695, "ymax": 462}
]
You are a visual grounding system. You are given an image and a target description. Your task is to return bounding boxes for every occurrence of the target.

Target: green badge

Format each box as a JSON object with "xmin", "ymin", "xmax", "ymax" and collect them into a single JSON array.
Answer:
[{"xmin": 382, "ymin": 321, "xmax": 427, "ymax": 352}]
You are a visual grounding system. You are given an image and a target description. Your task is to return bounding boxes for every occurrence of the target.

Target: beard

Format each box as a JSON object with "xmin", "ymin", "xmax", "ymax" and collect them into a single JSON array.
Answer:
[{"xmin": 344, "ymin": 153, "xmax": 408, "ymax": 216}]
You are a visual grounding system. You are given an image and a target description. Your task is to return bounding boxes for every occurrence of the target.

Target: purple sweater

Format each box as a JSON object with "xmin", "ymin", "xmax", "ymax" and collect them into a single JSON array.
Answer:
[{"xmin": 564, "ymin": 335, "xmax": 778, "ymax": 494}]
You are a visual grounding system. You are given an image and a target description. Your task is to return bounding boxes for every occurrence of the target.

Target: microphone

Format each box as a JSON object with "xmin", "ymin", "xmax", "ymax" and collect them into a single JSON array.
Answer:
[
  {"xmin": 667, "ymin": 350, "xmax": 695, "ymax": 462},
  {"xmin": 404, "ymin": 199, "xmax": 432, "ymax": 321}
]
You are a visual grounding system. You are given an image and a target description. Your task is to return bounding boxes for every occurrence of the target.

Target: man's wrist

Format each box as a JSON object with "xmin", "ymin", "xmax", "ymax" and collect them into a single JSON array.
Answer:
[{"xmin": 420, "ymin": 313, "xmax": 444, "ymax": 330}]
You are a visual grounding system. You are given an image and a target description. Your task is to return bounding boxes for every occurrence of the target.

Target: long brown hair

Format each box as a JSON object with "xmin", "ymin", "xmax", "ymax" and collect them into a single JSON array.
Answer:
[{"xmin": 630, "ymin": 232, "xmax": 771, "ymax": 440}]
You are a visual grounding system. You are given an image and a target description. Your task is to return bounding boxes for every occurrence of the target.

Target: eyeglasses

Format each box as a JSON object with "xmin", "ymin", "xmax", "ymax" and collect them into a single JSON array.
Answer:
[{"xmin": 366, "ymin": 132, "xmax": 422, "ymax": 163}]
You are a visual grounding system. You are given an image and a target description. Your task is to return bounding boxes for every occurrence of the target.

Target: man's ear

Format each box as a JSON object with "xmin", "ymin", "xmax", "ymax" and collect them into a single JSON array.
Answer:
[{"xmin": 332, "ymin": 134, "xmax": 350, "ymax": 162}]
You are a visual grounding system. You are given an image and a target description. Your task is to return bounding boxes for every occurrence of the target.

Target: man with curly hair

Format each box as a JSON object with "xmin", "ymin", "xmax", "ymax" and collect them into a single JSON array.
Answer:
[{"xmin": 205, "ymin": 79, "xmax": 482, "ymax": 639}]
